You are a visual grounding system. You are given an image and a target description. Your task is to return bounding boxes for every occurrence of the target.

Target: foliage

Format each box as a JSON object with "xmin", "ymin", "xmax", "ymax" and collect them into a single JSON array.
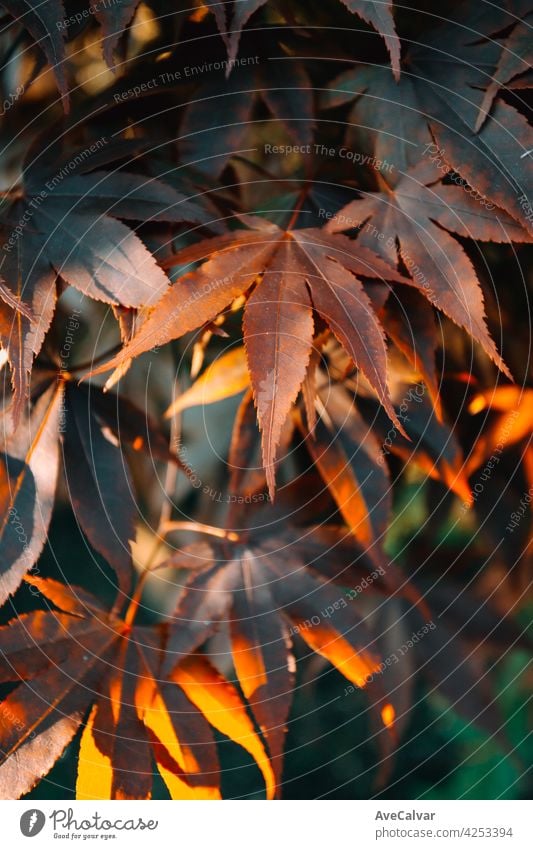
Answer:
[{"xmin": 0, "ymin": 0, "xmax": 531, "ymax": 800}]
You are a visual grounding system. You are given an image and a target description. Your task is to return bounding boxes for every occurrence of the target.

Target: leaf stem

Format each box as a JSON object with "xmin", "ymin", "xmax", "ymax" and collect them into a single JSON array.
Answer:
[
  {"xmin": 160, "ymin": 520, "xmax": 239, "ymax": 541},
  {"xmin": 286, "ymin": 185, "xmax": 310, "ymax": 230},
  {"xmin": 69, "ymin": 344, "xmax": 123, "ymax": 376}
]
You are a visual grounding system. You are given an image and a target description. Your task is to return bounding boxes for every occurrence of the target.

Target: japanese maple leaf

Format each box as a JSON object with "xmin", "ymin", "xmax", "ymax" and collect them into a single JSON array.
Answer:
[
  {"xmin": 322, "ymin": 1, "xmax": 533, "ymax": 230},
  {"xmin": 160, "ymin": 523, "xmax": 395, "ymax": 792},
  {"xmin": 88, "ymin": 215, "xmax": 408, "ymax": 494},
  {"xmin": 378, "ymin": 286, "xmax": 441, "ymax": 415},
  {"xmin": 2, "ymin": 0, "xmax": 68, "ymax": 105},
  {"xmin": 354, "ymin": 379, "xmax": 472, "ymax": 503},
  {"xmin": 223, "ymin": 367, "xmax": 394, "ymax": 547},
  {"xmin": 212, "ymin": 0, "xmax": 400, "ymax": 80},
  {"xmin": 296, "ymin": 382, "xmax": 393, "ymax": 546},
  {"xmin": 2, "ymin": 0, "xmax": 149, "ymax": 101},
  {"xmin": 0, "ymin": 382, "xmax": 62, "ymax": 606},
  {"xmin": 172, "ymin": 363, "xmax": 392, "ymax": 546},
  {"xmin": 61, "ymin": 378, "xmax": 190, "ymax": 598},
  {"xmin": 180, "ymin": 58, "xmax": 316, "ymax": 178},
  {"xmin": 475, "ymin": 12, "xmax": 533, "ymax": 132},
  {"xmin": 325, "ymin": 161, "xmax": 532, "ymax": 375},
  {"xmin": 0, "ymin": 156, "xmax": 209, "ymax": 422},
  {"xmin": 0, "ymin": 576, "xmax": 274, "ymax": 800},
  {"xmin": 166, "ymin": 511, "xmax": 522, "ymax": 769},
  {"xmin": 466, "ymin": 386, "xmax": 533, "ymax": 477},
  {"xmin": 92, "ymin": 0, "xmax": 143, "ymax": 66},
  {"xmin": 0, "ymin": 374, "xmax": 183, "ymax": 605}
]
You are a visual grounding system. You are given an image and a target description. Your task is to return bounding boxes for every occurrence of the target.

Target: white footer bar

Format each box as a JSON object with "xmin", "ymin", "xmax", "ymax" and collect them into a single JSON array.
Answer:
[{"xmin": 2, "ymin": 800, "xmax": 530, "ymax": 848}]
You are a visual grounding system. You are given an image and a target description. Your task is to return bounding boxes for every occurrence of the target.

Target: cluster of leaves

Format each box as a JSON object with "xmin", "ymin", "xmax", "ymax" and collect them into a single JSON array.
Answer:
[{"xmin": 0, "ymin": 0, "xmax": 531, "ymax": 800}]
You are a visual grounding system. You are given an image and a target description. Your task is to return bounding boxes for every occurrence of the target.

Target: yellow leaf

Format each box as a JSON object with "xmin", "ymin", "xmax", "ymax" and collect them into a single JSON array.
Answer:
[
  {"xmin": 136, "ymin": 666, "xmax": 220, "ymax": 800},
  {"xmin": 171, "ymin": 656, "xmax": 276, "ymax": 800},
  {"xmin": 381, "ymin": 703, "xmax": 396, "ymax": 729},
  {"xmin": 467, "ymin": 387, "xmax": 533, "ymax": 474},
  {"xmin": 231, "ymin": 631, "xmax": 268, "ymax": 700},
  {"xmin": 165, "ymin": 347, "xmax": 250, "ymax": 417},
  {"xmin": 76, "ymin": 705, "xmax": 113, "ymax": 800},
  {"xmin": 298, "ymin": 410, "xmax": 373, "ymax": 544},
  {"xmin": 297, "ymin": 622, "xmax": 381, "ymax": 688}
]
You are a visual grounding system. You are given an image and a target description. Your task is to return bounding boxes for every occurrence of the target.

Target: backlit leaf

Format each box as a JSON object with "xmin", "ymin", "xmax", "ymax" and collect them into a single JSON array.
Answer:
[{"xmin": 0, "ymin": 383, "xmax": 62, "ymax": 604}]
